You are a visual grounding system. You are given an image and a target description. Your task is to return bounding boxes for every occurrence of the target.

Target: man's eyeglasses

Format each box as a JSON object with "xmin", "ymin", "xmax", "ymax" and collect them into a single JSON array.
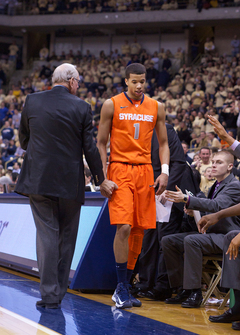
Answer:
[{"xmin": 67, "ymin": 77, "xmax": 81, "ymax": 87}]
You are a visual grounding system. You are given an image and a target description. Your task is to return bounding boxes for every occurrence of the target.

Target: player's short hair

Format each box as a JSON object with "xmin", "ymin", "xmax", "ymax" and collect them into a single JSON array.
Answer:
[
  {"xmin": 125, "ymin": 63, "xmax": 146, "ymax": 79},
  {"xmin": 52, "ymin": 63, "xmax": 79, "ymax": 84}
]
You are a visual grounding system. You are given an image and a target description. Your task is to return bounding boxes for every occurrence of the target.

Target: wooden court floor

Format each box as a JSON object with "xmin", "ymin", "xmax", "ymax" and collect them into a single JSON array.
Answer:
[{"xmin": 0, "ymin": 266, "xmax": 237, "ymax": 335}]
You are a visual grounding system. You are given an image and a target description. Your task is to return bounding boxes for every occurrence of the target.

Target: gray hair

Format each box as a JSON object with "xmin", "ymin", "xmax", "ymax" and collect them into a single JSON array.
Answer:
[{"xmin": 52, "ymin": 63, "xmax": 79, "ymax": 84}]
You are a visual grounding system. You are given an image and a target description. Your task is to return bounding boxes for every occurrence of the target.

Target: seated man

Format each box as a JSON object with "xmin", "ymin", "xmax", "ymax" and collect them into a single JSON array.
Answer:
[
  {"xmin": 197, "ymin": 115, "xmax": 240, "ymax": 330},
  {"xmin": 162, "ymin": 150, "xmax": 240, "ymax": 308}
]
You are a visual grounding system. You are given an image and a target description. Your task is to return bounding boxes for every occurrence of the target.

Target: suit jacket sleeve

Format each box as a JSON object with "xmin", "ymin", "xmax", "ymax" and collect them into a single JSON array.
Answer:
[
  {"xmin": 82, "ymin": 104, "xmax": 104, "ymax": 186},
  {"xmin": 19, "ymin": 95, "xmax": 30, "ymax": 150},
  {"xmin": 187, "ymin": 177, "xmax": 240, "ymax": 214},
  {"xmin": 234, "ymin": 143, "xmax": 240, "ymax": 159}
]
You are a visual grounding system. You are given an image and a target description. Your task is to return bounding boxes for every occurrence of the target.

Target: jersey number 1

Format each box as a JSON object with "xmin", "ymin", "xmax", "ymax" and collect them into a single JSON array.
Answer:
[{"xmin": 133, "ymin": 123, "xmax": 140, "ymax": 139}]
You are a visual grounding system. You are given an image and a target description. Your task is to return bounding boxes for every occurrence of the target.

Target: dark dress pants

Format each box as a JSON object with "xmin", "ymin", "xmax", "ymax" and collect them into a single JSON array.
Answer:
[
  {"xmin": 138, "ymin": 204, "xmax": 183, "ymax": 291},
  {"xmin": 221, "ymin": 230, "xmax": 240, "ymax": 291},
  {"xmin": 162, "ymin": 232, "xmax": 223, "ymax": 289},
  {"xmin": 30, "ymin": 194, "xmax": 81, "ymax": 303}
]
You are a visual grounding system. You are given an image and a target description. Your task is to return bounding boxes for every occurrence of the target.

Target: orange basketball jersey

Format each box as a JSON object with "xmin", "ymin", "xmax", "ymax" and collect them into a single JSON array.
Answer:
[{"xmin": 110, "ymin": 92, "xmax": 158, "ymax": 164}]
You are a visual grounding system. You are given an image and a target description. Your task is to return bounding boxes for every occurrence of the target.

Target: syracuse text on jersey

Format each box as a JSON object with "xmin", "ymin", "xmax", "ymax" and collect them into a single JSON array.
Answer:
[{"xmin": 119, "ymin": 113, "xmax": 154, "ymax": 122}]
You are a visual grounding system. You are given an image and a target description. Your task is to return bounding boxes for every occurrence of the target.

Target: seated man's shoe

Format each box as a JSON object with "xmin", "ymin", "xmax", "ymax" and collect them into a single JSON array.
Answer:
[
  {"xmin": 144, "ymin": 289, "xmax": 172, "ymax": 301},
  {"xmin": 131, "ymin": 286, "xmax": 148, "ymax": 297},
  {"xmin": 232, "ymin": 321, "xmax": 240, "ymax": 330},
  {"xmin": 165, "ymin": 289, "xmax": 191, "ymax": 304},
  {"xmin": 209, "ymin": 309, "xmax": 240, "ymax": 323},
  {"xmin": 36, "ymin": 300, "xmax": 59, "ymax": 309},
  {"xmin": 181, "ymin": 291, "xmax": 203, "ymax": 308}
]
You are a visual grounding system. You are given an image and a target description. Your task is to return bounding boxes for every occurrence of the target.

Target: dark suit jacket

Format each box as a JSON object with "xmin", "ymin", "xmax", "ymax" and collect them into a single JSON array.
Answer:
[
  {"xmin": 151, "ymin": 124, "xmax": 186, "ymax": 212},
  {"xmin": 151, "ymin": 124, "xmax": 186, "ymax": 189},
  {"xmin": 187, "ymin": 173, "xmax": 240, "ymax": 249},
  {"xmin": 15, "ymin": 86, "xmax": 104, "ymax": 203}
]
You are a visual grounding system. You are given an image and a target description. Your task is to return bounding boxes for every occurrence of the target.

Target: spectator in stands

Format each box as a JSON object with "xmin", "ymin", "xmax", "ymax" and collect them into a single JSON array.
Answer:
[
  {"xmin": 157, "ymin": 67, "xmax": 170, "ymax": 89},
  {"xmin": 8, "ymin": 40, "xmax": 18, "ymax": 62},
  {"xmin": 162, "ymin": 55, "xmax": 172, "ymax": 71},
  {"xmin": 191, "ymin": 85, "xmax": 205, "ymax": 111},
  {"xmin": 174, "ymin": 48, "xmax": 184, "ymax": 62},
  {"xmin": 182, "ymin": 141, "xmax": 193, "ymax": 164},
  {"xmin": 39, "ymin": 64, "xmax": 52, "ymax": 79},
  {"xmin": 207, "ymin": 131, "xmax": 221, "ymax": 149},
  {"xmin": 12, "ymin": 108, "xmax": 21, "ymax": 129},
  {"xmin": 12, "ymin": 161, "xmax": 21, "ymax": 174},
  {"xmin": 163, "ymin": 150, "xmax": 240, "ymax": 308},
  {"xmin": 39, "ymin": 45, "xmax": 49, "ymax": 60},
  {"xmin": 121, "ymin": 40, "xmax": 130, "ymax": 56},
  {"xmin": 38, "ymin": 0, "xmax": 48, "ymax": 13},
  {"xmin": 197, "ymin": 130, "xmax": 208, "ymax": 149},
  {"xmin": 146, "ymin": 61, "xmax": 159, "ymax": 87},
  {"xmin": 0, "ymin": 102, "xmax": 8, "ymax": 126},
  {"xmin": 196, "ymin": 146, "xmax": 212, "ymax": 175},
  {"xmin": 200, "ymin": 166, "xmax": 215, "ymax": 197},
  {"xmin": 231, "ymin": 35, "xmax": 240, "ymax": 57},
  {"xmin": 130, "ymin": 37, "xmax": 141, "ymax": 56},
  {"xmin": 192, "ymin": 111, "xmax": 205, "ymax": 136},
  {"xmin": 204, "ymin": 37, "xmax": 215, "ymax": 55},
  {"xmin": 1, "ymin": 121, "xmax": 14, "ymax": 141},
  {"xmin": 215, "ymin": 84, "xmax": 227, "ymax": 113}
]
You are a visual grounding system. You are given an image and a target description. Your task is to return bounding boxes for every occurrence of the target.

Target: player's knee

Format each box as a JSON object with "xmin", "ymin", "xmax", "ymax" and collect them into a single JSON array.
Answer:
[{"xmin": 116, "ymin": 224, "xmax": 131, "ymax": 240}]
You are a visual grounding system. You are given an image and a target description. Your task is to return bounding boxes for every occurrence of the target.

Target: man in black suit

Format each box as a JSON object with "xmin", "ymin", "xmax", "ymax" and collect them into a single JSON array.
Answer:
[
  {"xmin": 15, "ymin": 63, "xmax": 116, "ymax": 309},
  {"xmin": 135, "ymin": 124, "xmax": 186, "ymax": 300},
  {"xmin": 163, "ymin": 150, "xmax": 240, "ymax": 308}
]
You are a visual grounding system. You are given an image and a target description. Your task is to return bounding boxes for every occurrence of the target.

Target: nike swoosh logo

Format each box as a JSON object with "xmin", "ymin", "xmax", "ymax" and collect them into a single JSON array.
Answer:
[{"xmin": 120, "ymin": 106, "xmax": 128, "ymax": 109}]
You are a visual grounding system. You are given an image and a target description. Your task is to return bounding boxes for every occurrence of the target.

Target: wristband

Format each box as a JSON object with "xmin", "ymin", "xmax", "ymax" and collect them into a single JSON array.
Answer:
[{"xmin": 161, "ymin": 164, "xmax": 169, "ymax": 176}]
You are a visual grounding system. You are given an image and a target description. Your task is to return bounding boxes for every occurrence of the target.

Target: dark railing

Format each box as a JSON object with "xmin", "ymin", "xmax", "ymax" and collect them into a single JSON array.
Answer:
[{"xmin": 1, "ymin": 0, "xmax": 239, "ymax": 16}]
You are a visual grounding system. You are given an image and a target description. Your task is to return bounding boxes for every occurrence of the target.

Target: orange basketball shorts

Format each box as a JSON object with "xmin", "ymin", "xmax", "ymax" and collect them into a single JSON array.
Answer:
[{"xmin": 107, "ymin": 162, "xmax": 156, "ymax": 229}]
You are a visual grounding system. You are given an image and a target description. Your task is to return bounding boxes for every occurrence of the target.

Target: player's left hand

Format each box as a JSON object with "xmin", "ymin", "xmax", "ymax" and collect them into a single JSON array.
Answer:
[
  {"xmin": 154, "ymin": 173, "xmax": 168, "ymax": 195},
  {"xmin": 226, "ymin": 233, "xmax": 240, "ymax": 260}
]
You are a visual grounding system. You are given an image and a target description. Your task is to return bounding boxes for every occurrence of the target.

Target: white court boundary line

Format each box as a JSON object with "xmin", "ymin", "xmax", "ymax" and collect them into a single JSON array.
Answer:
[{"xmin": 0, "ymin": 306, "xmax": 61, "ymax": 335}]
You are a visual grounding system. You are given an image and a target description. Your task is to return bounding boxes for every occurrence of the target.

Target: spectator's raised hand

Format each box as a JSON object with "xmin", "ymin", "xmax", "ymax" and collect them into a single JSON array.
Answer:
[{"xmin": 207, "ymin": 115, "xmax": 234, "ymax": 145}]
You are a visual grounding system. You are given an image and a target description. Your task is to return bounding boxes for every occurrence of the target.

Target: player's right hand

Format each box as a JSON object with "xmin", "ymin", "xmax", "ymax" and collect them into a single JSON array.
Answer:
[{"xmin": 100, "ymin": 179, "xmax": 118, "ymax": 199}]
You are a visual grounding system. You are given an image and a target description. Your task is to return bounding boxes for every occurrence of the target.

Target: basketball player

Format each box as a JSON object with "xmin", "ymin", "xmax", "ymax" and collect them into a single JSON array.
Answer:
[{"xmin": 97, "ymin": 63, "xmax": 170, "ymax": 309}]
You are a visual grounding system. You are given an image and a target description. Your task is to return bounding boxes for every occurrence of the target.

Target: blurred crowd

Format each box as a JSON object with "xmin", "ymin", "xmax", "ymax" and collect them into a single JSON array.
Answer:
[
  {"xmin": 0, "ymin": 34, "xmax": 240, "ymax": 192},
  {"xmin": 0, "ymin": 0, "xmax": 239, "ymax": 16}
]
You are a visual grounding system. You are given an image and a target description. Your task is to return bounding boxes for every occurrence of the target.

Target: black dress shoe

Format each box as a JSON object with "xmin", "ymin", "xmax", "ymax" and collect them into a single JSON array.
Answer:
[
  {"xmin": 209, "ymin": 309, "xmax": 240, "ymax": 323},
  {"xmin": 232, "ymin": 321, "xmax": 240, "ymax": 330},
  {"xmin": 142, "ymin": 289, "xmax": 172, "ymax": 301},
  {"xmin": 165, "ymin": 289, "xmax": 191, "ymax": 304},
  {"xmin": 181, "ymin": 291, "xmax": 203, "ymax": 308},
  {"xmin": 130, "ymin": 286, "xmax": 148, "ymax": 297},
  {"xmin": 36, "ymin": 300, "xmax": 59, "ymax": 309}
]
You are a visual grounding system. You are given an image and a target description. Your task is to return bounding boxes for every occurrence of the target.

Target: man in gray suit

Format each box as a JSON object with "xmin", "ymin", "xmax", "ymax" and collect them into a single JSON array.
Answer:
[
  {"xmin": 15, "ymin": 63, "xmax": 117, "ymax": 309},
  {"xmin": 162, "ymin": 149, "xmax": 240, "ymax": 308},
  {"xmin": 198, "ymin": 115, "xmax": 240, "ymax": 330}
]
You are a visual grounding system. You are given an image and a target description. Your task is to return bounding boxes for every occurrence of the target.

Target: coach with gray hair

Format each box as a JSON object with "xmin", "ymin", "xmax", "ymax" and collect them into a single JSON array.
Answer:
[{"xmin": 15, "ymin": 63, "xmax": 117, "ymax": 309}]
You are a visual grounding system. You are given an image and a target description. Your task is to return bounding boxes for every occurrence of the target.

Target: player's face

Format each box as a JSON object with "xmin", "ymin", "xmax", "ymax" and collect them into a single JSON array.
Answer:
[{"xmin": 125, "ymin": 73, "xmax": 146, "ymax": 100}]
